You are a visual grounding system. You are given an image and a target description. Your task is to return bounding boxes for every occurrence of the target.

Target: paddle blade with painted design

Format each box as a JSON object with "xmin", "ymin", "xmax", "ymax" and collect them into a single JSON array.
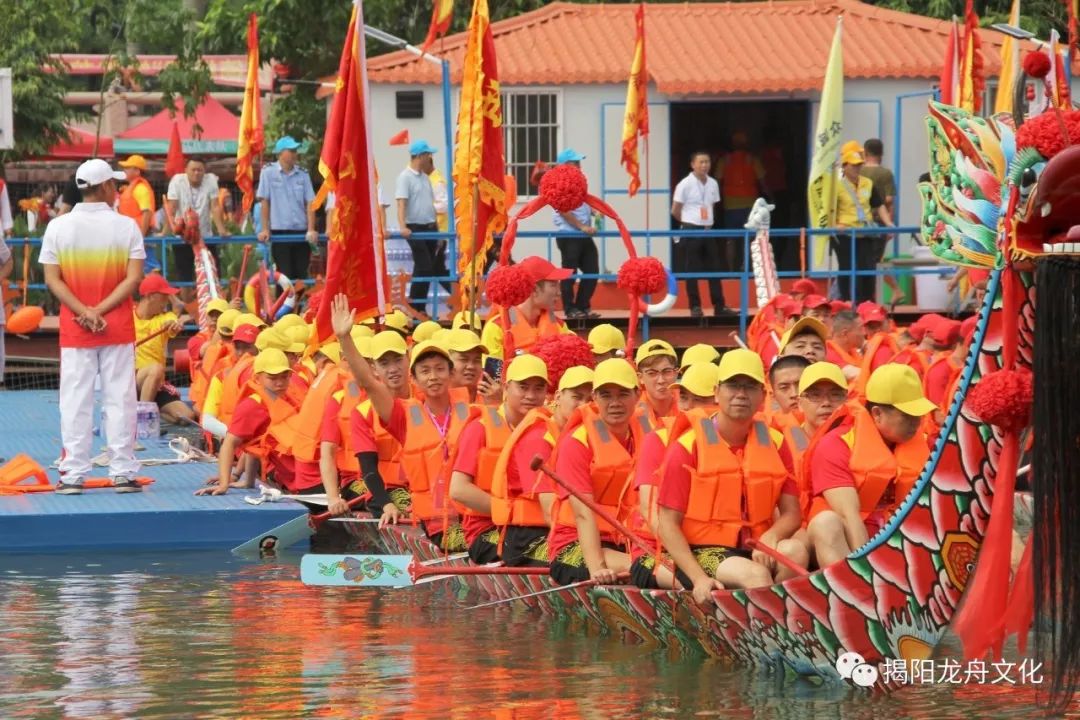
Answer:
[
  {"xmin": 301, "ymin": 554, "xmax": 414, "ymax": 587},
  {"xmin": 231, "ymin": 512, "xmax": 315, "ymax": 556}
]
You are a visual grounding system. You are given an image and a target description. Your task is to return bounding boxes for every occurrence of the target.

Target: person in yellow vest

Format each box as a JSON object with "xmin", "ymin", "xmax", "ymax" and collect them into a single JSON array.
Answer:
[
  {"xmin": 587, "ymin": 323, "xmax": 626, "ymax": 362},
  {"xmin": 481, "ymin": 256, "xmax": 574, "ymax": 358},
  {"xmin": 805, "ymin": 364, "xmax": 934, "ymax": 567},
  {"xmin": 489, "ymin": 365, "xmax": 594, "ymax": 567},
  {"xmin": 133, "ymin": 274, "xmax": 194, "ymax": 423},
  {"xmin": 824, "ymin": 310, "xmax": 865, "ymax": 381},
  {"xmin": 640, "ymin": 349, "xmax": 804, "ymax": 601},
  {"xmin": 634, "ymin": 339, "xmax": 679, "ymax": 433},
  {"xmin": 118, "ymin": 155, "xmax": 157, "ymax": 269},
  {"xmin": 832, "ymin": 144, "xmax": 894, "ymax": 303},
  {"xmin": 449, "ymin": 354, "xmax": 550, "ymax": 564}
]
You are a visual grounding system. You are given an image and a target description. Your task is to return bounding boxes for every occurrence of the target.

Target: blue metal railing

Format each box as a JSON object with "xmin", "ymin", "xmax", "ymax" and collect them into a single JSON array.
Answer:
[{"xmin": 10, "ymin": 225, "xmax": 948, "ymax": 340}]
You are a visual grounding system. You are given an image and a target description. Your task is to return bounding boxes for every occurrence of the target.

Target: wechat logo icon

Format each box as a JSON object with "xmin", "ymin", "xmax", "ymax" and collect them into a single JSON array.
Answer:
[{"xmin": 836, "ymin": 651, "xmax": 879, "ymax": 688}]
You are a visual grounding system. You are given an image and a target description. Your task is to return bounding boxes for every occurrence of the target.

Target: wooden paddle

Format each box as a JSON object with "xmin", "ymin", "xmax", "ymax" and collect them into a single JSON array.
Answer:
[
  {"xmin": 135, "ymin": 324, "xmax": 174, "ymax": 347},
  {"xmin": 464, "ymin": 571, "xmax": 631, "ymax": 611},
  {"xmin": 300, "ymin": 552, "xmax": 470, "ymax": 587},
  {"xmin": 230, "ymin": 494, "xmax": 368, "ymax": 555}
]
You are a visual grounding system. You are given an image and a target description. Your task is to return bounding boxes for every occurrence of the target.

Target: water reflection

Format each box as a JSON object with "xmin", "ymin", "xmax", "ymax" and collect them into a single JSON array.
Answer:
[{"xmin": 0, "ymin": 553, "xmax": 1071, "ymax": 719}]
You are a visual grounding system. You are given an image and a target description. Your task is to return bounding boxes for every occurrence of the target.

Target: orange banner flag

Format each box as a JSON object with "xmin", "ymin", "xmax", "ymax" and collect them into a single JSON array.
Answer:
[
  {"xmin": 957, "ymin": 0, "xmax": 984, "ymax": 113},
  {"xmin": 312, "ymin": 1, "xmax": 386, "ymax": 342},
  {"xmin": 620, "ymin": 3, "xmax": 649, "ymax": 197},
  {"xmin": 421, "ymin": 0, "xmax": 454, "ymax": 54},
  {"xmin": 452, "ymin": 0, "xmax": 507, "ymax": 308},
  {"xmin": 165, "ymin": 121, "xmax": 186, "ymax": 178},
  {"xmin": 236, "ymin": 13, "xmax": 264, "ymax": 216}
]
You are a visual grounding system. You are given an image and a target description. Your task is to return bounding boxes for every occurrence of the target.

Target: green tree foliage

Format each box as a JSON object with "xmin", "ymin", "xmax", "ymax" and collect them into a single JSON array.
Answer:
[{"xmin": 868, "ymin": 0, "xmax": 1068, "ymax": 38}]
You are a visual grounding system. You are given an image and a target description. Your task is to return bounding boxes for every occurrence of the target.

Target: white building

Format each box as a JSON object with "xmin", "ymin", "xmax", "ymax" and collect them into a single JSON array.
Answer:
[{"xmin": 364, "ymin": 0, "xmax": 1077, "ymax": 271}]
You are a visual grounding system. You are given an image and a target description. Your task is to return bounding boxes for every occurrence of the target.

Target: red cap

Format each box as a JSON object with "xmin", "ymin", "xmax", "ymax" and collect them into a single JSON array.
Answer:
[
  {"xmin": 857, "ymin": 301, "xmax": 887, "ymax": 323},
  {"xmin": 961, "ymin": 315, "xmax": 978, "ymax": 342},
  {"xmin": 791, "ymin": 278, "xmax": 819, "ymax": 295},
  {"xmin": 233, "ymin": 324, "xmax": 259, "ymax": 344},
  {"xmin": 519, "ymin": 256, "xmax": 572, "ymax": 283},
  {"xmin": 139, "ymin": 273, "xmax": 179, "ymax": 296},
  {"xmin": 778, "ymin": 297, "xmax": 804, "ymax": 318},
  {"xmin": 830, "ymin": 300, "xmax": 852, "ymax": 314},
  {"xmin": 929, "ymin": 318, "xmax": 962, "ymax": 346},
  {"xmin": 802, "ymin": 294, "xmax": 830, "ymax": 310}
]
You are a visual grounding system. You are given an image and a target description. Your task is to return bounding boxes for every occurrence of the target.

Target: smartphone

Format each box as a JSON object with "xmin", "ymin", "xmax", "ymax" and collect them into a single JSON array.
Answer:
[{"xmin": 484, "ymin": 357, "xmax": 504, "ymax": 383}]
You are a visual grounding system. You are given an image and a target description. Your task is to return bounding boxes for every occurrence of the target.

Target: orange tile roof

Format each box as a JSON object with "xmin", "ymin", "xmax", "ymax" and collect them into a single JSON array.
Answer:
[{"xmin": 366, "ymin": 0, "xmax": 1032, "ymax": 95}]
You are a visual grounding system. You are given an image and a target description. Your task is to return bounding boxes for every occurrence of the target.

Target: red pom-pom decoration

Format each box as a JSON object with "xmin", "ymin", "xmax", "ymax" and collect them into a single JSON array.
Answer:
[
  {"xmin": 485, "ymin": 264, "xmax": 534, "ymax": 308},
  {"xmin": 532, "ymin": 333, "xmax": 596, "ymax": 389},
  {"xmin": 1015, "ymin": 110, "xmax": 1080, "ymax": 160},
  {"xmin": 966, "ymin": 368, "xmax": 1034, "ymax": 432},
  {"xmin": 538, "ymin": 164, "xmax": 588, "ymax": 213},
  {"xmin": 617, "ymin": 257, "xmax": 667, "ymax": 296},
  {"xmin": 1022, "ymin": 50, "xmax": 1052, "ymax": 79}
]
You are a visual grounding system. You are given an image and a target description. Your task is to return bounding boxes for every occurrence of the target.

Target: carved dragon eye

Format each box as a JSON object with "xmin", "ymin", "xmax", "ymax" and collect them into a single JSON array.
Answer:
[{"xmin": 1019, "ymin": 167, "xmax": 1038, "ymax": 203}]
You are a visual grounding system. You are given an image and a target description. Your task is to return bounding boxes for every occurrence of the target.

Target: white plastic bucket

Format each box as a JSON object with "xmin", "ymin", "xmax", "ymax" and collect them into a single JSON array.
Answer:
[
  {"xmin": 136, "ymin": 402, "xmax": 160, "ymax": 440},
  {"xmin": 912, "ymin": 247, "xmax": 954, "ymax": 311}
]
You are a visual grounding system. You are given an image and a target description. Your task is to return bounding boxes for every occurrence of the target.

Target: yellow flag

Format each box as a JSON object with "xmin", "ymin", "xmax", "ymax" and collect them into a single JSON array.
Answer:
[
  {"xmin": 993, "ymin": 0, "xmax": 1020, "ymax": 114},
  {"xmin": 807, "ymin": 17, "xmax": 843, "ymax": 265}
]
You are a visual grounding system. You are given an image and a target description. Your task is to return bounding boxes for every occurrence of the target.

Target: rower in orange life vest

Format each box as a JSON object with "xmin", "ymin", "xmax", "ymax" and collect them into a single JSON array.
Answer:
[
  {"xmin": 547, "ymin": 359, "xmax": 646, "ymax": 586},
  {"xmin": 636, "ymin": 350, "xmax": 806, "ymax": 602},
  {"xmin": 192, "ymin": 307, "xmax": 239, "ymax": 416},
  {"xmin": 801, "ymin": 294, "xmax": 833, "ymax": 333},
  {"xmin": 855, "ymin": 301, "xmax": 897, "ymax": 380},
  {"xmin": 480, "ymin": 255, "xmax": 574, "ymax": 358},
  {"xmin": 890, "ymin": 314, "xmax": 941, "ymax": 378},
  {"xmin": 805, "ymin": 363, "xmax": 934, "ymax": 567},
  {"xmin": 330, "ymin": 330, "xmax": 412, "ymax": 523},
  {"xmin": 787, "ymin": 362, "xmax": 851, "ymax": 524},
  {"xmin": 824, "ymin": 310, "xmax": 866, "ymax": 382},
  {"xmin": 631, "ymin": 362, "xmax": 719, "ymax": 546},
  {"xmin": 332, "ymin": 296, "xmax": 474, "ymax": 551},
  {"xmin": 449, "ymin": 354, "xmax": 550, "ymax": 564},
  {"xmin": 196, "ymin": 348, "xmax": 303, "ymax": 496},
  {"xmin": 753, "ymin": 295, "xmax": 803, "ymax": 367},
  {"xmin": 186, "ymin": 297, "xmax": 229, "ymax": 391},
  {"xmin": 921, "ymin": 317, "xmax": 963, "ymax": 407},
  {"xmin": 446, "ymin": 328, "xmax": 499, "ymax": 405},
  {"xmin": 203, "ymin": 321, "xmax": 261, "ymax": 441},
  {"xmin": 490, "ymin": 365, "xmax": 594, "ymax": 567},
  {"xmin": 634, "ymin": 339, "xmax": 679, "ymax": 433},
  {"xmin": 587, "ymin": 324, "xmax": 626, "ymax": 362},
  {"xmin": 285, "ymin": 342, "xmax": 347, "ymax": 498},
  {"xmin": 764, "ymin": 354, "xmax": 811, "ymax": 432}
]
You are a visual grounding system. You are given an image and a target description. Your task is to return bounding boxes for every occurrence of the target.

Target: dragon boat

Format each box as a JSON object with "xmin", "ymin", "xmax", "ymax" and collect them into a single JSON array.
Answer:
[{"xmin": 312, "ymin": 85, "xmax": 1079, "ymax": 698}]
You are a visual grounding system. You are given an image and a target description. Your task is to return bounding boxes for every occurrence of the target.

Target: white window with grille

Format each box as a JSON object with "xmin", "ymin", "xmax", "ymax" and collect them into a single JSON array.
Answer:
[{"xmin": 501, "ymin": 89, "xmax": 561, "ymax": 197}]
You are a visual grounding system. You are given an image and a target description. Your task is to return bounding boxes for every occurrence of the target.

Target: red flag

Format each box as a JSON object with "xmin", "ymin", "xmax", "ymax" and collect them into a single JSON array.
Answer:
[
  {"xmin": 958, "ymin": 0, "xmax": 984, "ymax": 113},
  {"xmin": 388, "ymin": 129, "xmax": 410, "ymax": 146},
  {"xmin": 421, "ymin": 0, "xmax": 454, "ymax": 54},
  {"xmin": 165, "ymin": 121, "xmax": 185, "ymax": 178},
  {"xmin": 940, "ymin": 19, "xmax": 959, "ymax": 105},
  {"xmin": 620, "ymin": 3, "xmax": 649, "ymax": 197},
  {"xmin": 236, "ymin": 13, "xmax": 264, "ymax": 215},
  {"xmin": 312, "ymin": 2, "xmax": 386, "ymax": 342}
]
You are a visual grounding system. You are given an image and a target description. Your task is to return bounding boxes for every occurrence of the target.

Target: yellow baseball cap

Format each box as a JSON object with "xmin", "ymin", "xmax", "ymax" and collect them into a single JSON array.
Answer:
[
  {"xmin": 446, "ymin": 328, "xmax": 488, "ymax": 354},
  {"xmin": 778, "ymin": 317, "xmax": 829, "ymax": 353},
  {"xmin": 431, "ymin": 328, "xmax": 451, "ymax": 347},
  {"xmin": 410, "ymin": 340, "xmax": 451, "ymax": 370},
  {"xmin": 841, "ymin": 148, "xmax": 865, "ymax": 165},
  {"xmin": 841, "ymin": 140, "xmax": 864, "ymax": 156},
  {"xmin": 275, "ymin": 314, "xmax": 307, "ymax": 330},
  {"xmin": 680, "ymin": 343, "xmax": 720, "ymax": 369},
  {"xmin": 253, "ymin": 348, "xmax": 291, "ymax": 375},
  {"xmin": 634, "ymin": 339, "xmax": 677, "ymax": 364},
  {"xmin": 216, "ymin": 309, "xmax": 240, "ymax": 335},
  {"xmin": 716, "ymin": 348, "xmax": 766, "ymax": 384},
  {"xmin": 316, "ymin": 342, "xmax": 342, "ymax": 365},
  {"xmin": 558, "ymin": 365, "xmax": 594, "ymax": 392},
  {"xmin": 865, "ymin": 364, "xmax": 938, "ymax": 416},
  {"xmin": 235, "ymin": 312, "xmax": 267, "ymax": 329},
  {"xmin": 673, "ymin": 362, "xmax": 720, "ymax": 398},
  {"xmin": 356, "ymin": 336, "xmax": 374, "ymax": 359},
  {"xmin": 364, "ymin": 309, "xmax": 410, "ymax": 332},
  {"xmin": 798, "ymin": 362, "xmax": 849, "ymax": 394},
  {"xmin": 282, "ymin": 326, "xmax": 309, "ymax": 353},
  {"xmin": 118, "ymin": 154, "xmax": 148, "ymax": 170},
  {"xmin": 592, "ymin": 358, "xmax": 639, "ymax": 390},
  {"xmin": 352, "ymin": 324, "xmax": 374, "ymax": 338},
  {"xmin": 452, "ymin": 310, "xmax": 483, "ymax": 332},
  {"xmin": 588, "ymin": 324, "xmax": 626, "ymax": 355},
  {"xmin": 371, "ymin": 330, "xmax": 408, "ymax": 360},
  {"xmin": 506, "ymin": 354, "xmax": 549, "ymax": 383},
  {"xmin": 256, "ymin": 328, "xmax": 289, "ymax": 352},
  {"xmin": 207, "ymin": 298, "xmax": 229, "ymax": 315},
  {"xmin": 412, "ymin": 320, "xmax": 442, "ymax": 344}
]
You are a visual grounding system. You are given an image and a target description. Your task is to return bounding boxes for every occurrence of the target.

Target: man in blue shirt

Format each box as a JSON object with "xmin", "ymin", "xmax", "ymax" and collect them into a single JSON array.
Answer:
[
  {"xmin": 551, "ymin": 149, "xmax": 598, "ymax": 319},
  {"xmin": 395, "ymin": 140, "xmax": 452, "ymax": 315},
  {"xmin": 256, "ymin": 136, "xmax": 318, "ymax": 280}
]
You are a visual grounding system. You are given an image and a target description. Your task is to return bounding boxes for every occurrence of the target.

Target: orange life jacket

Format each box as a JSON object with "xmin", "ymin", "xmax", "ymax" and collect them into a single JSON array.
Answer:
[
  {"xmin": 721, "ymin": 151, "xmax": 759, "ymax": 200},
  {"xmin": 854, "ymin": 332, "xmax": 900, "ymax": 397},
  {"xmin": 330, "ymin": 379, "xmax": 364, "ymax": 474},
  {"xmin": 666, "ymin": 409, "xmax": 790, "ymax": 547},
  {"xmin": 553, "ymin": 406, "xmax": 642, "ymax": 536},
  {"xmin": 891, "ymin": 346, "xmax": 931, "ymax": 378},
  {"xmin": 118, "ymin": 176, "xmax": 156, "ymax": 227},
  {"xmin": 784, "ymin": 423, "xmax": 813, "ymax": 517},
  {"xmin": 826, "ymin": 340, "xmax": 861, "ymax": 368},
  {"xmin": 399, "ymin": 398, "xmax": 476, "ymax": 520},
  {"xmin": 452, "ymin": 405, "xmax": 513, "ymax": 519},
  {"xmin": 806, "ymin": 406, "xmax": 930, "ymax": 523},
  {"xmin": 242, "ymin": 382, "xmax": 302, "ymax": 473},
  {"xmin": 219, "ymin": 353, "xmax": 257, "ymax": 425},
  {"xmin": 191, "ymin": 340, "xmax": 234, "ymax": 412},
  {"xmin": 500, "ymin": 306, "xmax": 565, "ymax": 353},
  {"xmin": 449, "ymin": 385, "xmax": 474, "ymax": 404},
  {"xmin": 284, "ymin": 365, "xmax": 346, "ymax": 463},
  {"xmin": 633, "ymin": 399, "xmax": 674, "ymax": 437},
  {"xmin": 187, "ymin": 329, "xmax": 212, "ymax": 380},
  {"xmin": 923, "ymin": 351, "xmax": 964, "ymax": 409},
  {"xmin": 491, "ymin": 407, "xmax": 558, "ymax": 529}
]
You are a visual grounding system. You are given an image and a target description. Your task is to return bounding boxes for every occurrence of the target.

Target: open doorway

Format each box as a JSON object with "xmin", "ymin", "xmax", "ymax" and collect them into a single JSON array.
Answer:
[{"xmin": 669, "ymin": 100, "xmax": 809, "ymax": 271}]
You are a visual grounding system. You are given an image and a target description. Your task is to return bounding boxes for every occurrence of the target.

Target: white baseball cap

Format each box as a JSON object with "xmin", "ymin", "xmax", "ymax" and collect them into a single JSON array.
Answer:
[{"xmin": 75, "ymin": 158, "xmax": 126, "ymax": 188}]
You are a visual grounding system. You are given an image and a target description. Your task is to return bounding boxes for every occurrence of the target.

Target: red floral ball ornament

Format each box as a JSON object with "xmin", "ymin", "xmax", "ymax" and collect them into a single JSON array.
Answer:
[
  {"xmin": 1022, "ymin": 50, "xmax": 1051, "ymax": 80},
  {"xmin": 532, "ymin": 334, "xmax": 596, "ymax": 389},
  {"xmin": 538, "ymin": 164, "xmax": 589, "ymax": 213},
  {"xmin": 966, "ymin": 368, "xmax": 1034, "ymax": 432},
  {"xmin": 617, "ymin": 256, "xmax": 667, "ymax": 296},
  {"xmin": 1015, "ymin": 110, "xmax": 1080, "ymax": 160},
  {"xmin": 485, "ymin": 263, "xmax": 534, "ymax": 308}
]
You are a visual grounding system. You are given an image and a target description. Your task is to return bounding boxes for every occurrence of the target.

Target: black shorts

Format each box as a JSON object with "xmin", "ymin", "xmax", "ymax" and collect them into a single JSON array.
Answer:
[
  {"xmin": 425, "ymin": 522, "xmax": 468, "ymax": 553},
  {"xmin": 171, "ymin": 243, "xmax": 220, "ymax": 283},
  {"xmin": 501, "ymin": 525, "xmax": 549, "ymax": 568},
  {"xmin": 549, "ymin": 540, "xmax": 623, "ymax": 586},
  {"xmin": 153, "ymin": 382, "xmax": 183, "ymax": 409},
  {"xmin": 467, "ymin": 528, "xmax": 501, "ymax": 565},
  {"xmin": 629, "ymin": 545, "xmax": 748, "ymax": 589}
]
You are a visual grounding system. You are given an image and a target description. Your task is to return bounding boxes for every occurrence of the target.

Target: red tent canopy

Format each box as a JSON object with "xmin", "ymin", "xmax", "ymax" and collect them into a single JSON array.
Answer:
[
  {"xmin": 43, "ymin": 126, "xmax": 114, "ymax": 160},
  {"xmin": 119, "ymin": 97, "xmax": 239, "ymax": 143}
]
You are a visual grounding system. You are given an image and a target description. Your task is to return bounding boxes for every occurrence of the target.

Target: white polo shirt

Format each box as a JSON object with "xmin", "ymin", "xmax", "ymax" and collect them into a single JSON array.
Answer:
[{"xmin": 673, "ymin": 172, "xmax": 721, "ymax": 227}]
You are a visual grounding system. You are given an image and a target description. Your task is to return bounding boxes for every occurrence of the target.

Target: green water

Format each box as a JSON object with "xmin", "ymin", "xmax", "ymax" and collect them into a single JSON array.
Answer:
[{"xmin": 0, "ymin": 551, "xmax": 1061, "ymax": 719}]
